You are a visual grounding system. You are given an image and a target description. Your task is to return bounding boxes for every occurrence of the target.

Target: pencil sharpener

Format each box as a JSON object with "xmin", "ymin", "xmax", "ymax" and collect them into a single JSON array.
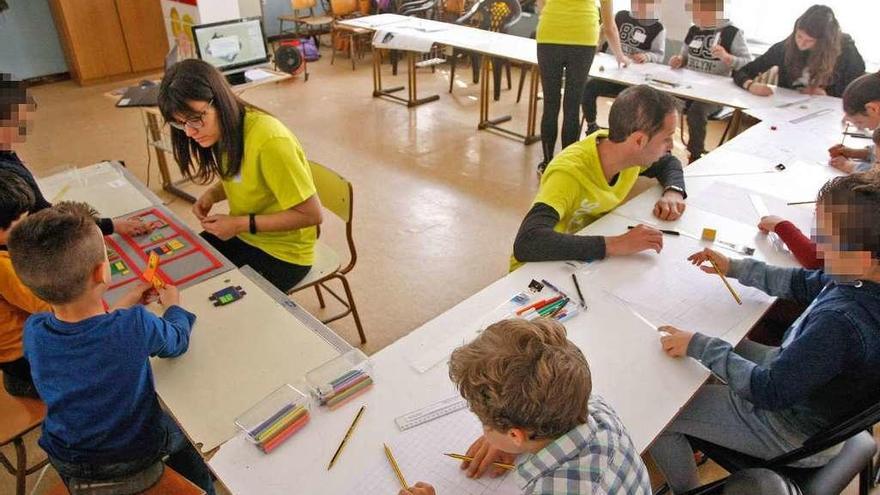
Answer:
[{"xmin": 701, "ymin": 228, "xmax": 717, "ymax": 241}]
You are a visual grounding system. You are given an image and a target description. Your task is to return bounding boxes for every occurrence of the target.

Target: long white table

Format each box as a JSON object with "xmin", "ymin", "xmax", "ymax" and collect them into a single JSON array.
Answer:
[{"xmin": 207, "ymin": 91, "xmax": 847, "ymax": 493}]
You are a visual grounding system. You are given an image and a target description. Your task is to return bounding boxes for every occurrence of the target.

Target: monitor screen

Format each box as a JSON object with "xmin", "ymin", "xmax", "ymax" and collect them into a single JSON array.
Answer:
[{"xmin": 192, "ymin": 17, "xmax": 269, "ymax": 73}]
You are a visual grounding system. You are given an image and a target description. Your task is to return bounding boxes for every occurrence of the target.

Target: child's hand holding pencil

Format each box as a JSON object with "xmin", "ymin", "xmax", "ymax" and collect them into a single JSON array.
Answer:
[{"xmin": 687, "ymin": 248, "xmax": 731, "ymax": 276}]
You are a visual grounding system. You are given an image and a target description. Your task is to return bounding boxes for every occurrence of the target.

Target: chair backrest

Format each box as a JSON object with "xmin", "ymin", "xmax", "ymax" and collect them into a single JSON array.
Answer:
[
  {"xmin": 308, "ymin": 161, "xmax": 356, "ymax": 273},
  {"xmin": 329, "ymin": 0, "xmax": 360, "ymax": 17},
  {"xmin": 768, "ymin": 400, "xmax": 880, "ymax": 467},
  {"xmin": 292, "ymin": 0, "xmax": 318, "ymax": 9},
  {"xmin": 0, "ymin": 383, "xmax": 46, "ymax": 446},
  {"xmin": 456, "ymin": 0, "xmax": 521, "ymax": 32}
]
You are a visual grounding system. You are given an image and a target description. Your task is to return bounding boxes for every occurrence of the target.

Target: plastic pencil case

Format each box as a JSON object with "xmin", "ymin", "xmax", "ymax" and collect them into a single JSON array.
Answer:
[
  {"xmin": 234, "ymin": 384, "xmax": 311, "ymax": 454},
  {"xmin": 306, "ymin": 349, "xmax": 374, "ymax": 410}
]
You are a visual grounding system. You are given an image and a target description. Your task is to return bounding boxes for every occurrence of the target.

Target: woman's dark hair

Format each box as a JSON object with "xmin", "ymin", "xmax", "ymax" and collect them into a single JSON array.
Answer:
[
  {"xmin": 158, "ymin": 59, "xmax": 252, "ymax": 184},
  {"xmin": 842, "ymin": 72, "xmax": 880, "ymax": 116},
  {"xmin": 784, "ymin": 5, "xmax": 842, "ymax": 89}
]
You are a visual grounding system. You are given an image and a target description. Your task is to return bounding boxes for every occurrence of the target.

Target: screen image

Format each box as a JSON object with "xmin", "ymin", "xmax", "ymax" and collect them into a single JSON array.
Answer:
[{"xmin": 193, "ymin": 18, "xmax": 268, "ymax": 72}]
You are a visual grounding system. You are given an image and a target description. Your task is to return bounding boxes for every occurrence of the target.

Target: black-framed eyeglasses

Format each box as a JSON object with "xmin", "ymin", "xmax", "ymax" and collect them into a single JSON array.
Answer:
[{"xmin": 167, "ymin": 98, "xmax": 213, "ymax": 131}]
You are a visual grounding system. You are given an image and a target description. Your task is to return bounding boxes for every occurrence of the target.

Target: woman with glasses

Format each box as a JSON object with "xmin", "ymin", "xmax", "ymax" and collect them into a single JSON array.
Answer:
[{"xmin": 158, "ymin": 59, "xmax": 322, "ymax": 292}]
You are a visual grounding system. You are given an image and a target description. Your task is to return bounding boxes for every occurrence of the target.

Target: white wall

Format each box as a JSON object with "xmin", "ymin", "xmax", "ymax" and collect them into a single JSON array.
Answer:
[
  {"xmin": 0, "ymin": 0, "xmax": 68, "ymax": 80},
  {"xmin": 239, "ymin": 0, "xmax": 264, "ymax": 18}
]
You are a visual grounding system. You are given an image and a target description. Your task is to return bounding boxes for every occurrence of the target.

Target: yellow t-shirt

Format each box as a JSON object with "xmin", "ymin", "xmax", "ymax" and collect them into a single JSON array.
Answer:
[
  {"xmin": 510, "ymin": 130, "xmax": 642, "ymax": 269},
  {"xmin": 536, "ymin": 0, "xmax": 600, "ymax": 46},
  {"xmin": 222, "ymin": 109, "xmax": 317, "ymax": 266},
  {"xmin": 0, "ymin": 250, "xmax": 51, "ymax": 362}
]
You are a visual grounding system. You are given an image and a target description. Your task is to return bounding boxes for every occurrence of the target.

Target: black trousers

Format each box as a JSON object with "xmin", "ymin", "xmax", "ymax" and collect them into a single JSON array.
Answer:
[
  {"xmin": 581, "ymin": 78, "xmax": 626, "ymax": 124},
  {"xmin": 537, "ymin": 43, "xmax": 596, "ymax": 163},
  {"xmin": 201, "ymin": 232, "xmax": 311, "ymax": 293}
]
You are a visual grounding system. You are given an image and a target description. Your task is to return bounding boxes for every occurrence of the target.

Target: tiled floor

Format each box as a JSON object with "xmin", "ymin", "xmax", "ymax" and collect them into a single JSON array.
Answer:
[{"xmin": 2, "ymin": 47, "xmax": 875, "ymax": 494}]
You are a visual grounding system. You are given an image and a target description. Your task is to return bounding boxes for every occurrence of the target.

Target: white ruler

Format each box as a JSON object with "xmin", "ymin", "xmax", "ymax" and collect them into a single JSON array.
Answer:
[{"xmin": 395, "ymin": 396, "xmax": 468, "ymax": 431}]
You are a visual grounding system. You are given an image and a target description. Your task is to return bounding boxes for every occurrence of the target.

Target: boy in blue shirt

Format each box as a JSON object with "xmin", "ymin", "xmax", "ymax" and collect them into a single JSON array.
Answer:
[
  {"xmin": 649, "ymin": 173, "xmax": 880, "ymax": 492},
  {"xmin": 8, "ymin": 201, "xmax": 214, "ymax": 494}
]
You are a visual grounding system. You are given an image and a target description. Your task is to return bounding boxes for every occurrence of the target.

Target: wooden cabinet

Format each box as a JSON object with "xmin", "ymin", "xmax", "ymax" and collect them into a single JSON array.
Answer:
[{"xmin": 50, "ymin": 0, "xmax": 169, "ymax": 84}]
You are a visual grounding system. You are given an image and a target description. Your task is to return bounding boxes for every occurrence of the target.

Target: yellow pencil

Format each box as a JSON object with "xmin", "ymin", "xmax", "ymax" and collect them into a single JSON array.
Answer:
[
  {"xmin": 708, "ymin": 258, "xmax": 742, "ymax": 305},
  {"xmin": 443, "ymin": 452, "xmax": 515, "ymax": 470},
  {"xmin": 384, "ymin": 443, "xmax": 408, "ymax": 490},
  {"xmin": 327, "ymin": 405, "xmax": 366, "ymax": 470}
]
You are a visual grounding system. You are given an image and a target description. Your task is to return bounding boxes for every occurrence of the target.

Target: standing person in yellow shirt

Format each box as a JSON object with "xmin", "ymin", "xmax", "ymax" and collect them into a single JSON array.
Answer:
[
  {"xmin": 536, "ymin": 0, "xmax": 629, "ymax": 175},
  {"xmin": 0, "ymin": 170, "xmax": 50, "ymax": 398},
  {"xmin": 158, "ymin": 60, "xmax": 323, "ymax": 291},
  {"xmin": 513, "ymin": 85, "xmax": 686, "ymax": 269}
]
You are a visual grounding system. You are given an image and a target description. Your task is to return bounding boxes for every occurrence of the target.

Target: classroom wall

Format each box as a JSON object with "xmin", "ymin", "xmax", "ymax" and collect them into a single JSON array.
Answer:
[
  {"xmin": 240, "ymin": 0, "xmax": 263, "ymax": 18},
  {"xmin": 0, "ymin": 0, "xmax": 69, "ymax": 80}
]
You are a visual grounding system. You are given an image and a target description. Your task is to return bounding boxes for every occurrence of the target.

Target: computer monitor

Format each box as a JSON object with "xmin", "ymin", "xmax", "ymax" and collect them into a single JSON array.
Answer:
[{"xmin": 192, "ymin": 17, "xmax": 270, "ymax": 84}]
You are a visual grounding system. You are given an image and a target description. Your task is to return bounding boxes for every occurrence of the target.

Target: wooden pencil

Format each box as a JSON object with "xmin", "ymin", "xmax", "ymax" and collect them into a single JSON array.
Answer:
[
  {"xmin": 327, "ymin": 405, "xmax": 366, "ymax": 470},
  {"xmin": 443, "ymin": 453, "xmax": 515, "ymax": 470},
  {"xmin": 708, "ymin": 258, "xmax": 742, "ymax": 305},
  {"xmin": 384, "ymin": 443, "xmax": 408, "ymax": 490}
]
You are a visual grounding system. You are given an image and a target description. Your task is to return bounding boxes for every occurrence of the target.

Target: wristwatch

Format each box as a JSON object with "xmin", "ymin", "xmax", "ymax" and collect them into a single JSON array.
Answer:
[
  {"xmin": 663, "ymin": 185, "xmax": 687, "ymax": 199},
  {"xmin": 249, "ymin": 213, "xmax": 257, "ymax": 234}
]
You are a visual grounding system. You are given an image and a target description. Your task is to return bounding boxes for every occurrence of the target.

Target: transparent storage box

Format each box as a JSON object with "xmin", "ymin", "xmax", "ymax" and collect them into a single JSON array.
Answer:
[
  {"xmin": 306, "ymin": 349, "xmax": 374, "ymax": 410},
  {"xmin": 234, "ymin": 384, "xmax": 311, "ymax": 453}
]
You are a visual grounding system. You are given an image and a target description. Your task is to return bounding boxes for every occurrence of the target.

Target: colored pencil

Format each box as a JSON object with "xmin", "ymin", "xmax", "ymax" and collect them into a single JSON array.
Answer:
[
  {"xmin": 708, "ymin": 258, "xmax": 742, "ymax": 305},
  {"xmin": 443, "ymin": 453, "xmax": 515, "ymax": 470},
  {"xmin": 384, "ymin": 443, "xmax": 409, "ymax": 490},
  {"xmin": 327, "ymin": 405, "xmax": 366, "ymax": 470}
]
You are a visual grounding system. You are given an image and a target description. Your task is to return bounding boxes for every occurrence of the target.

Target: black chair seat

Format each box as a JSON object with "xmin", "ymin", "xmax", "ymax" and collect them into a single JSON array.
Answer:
[{"xmin": 688, "ymin": 431, "xmax": 876, "ymax": 495}]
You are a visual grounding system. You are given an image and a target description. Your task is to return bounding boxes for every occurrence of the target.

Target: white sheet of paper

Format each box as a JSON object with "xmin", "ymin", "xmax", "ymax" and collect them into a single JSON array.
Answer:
[
  {"xmin": 345, "ymin": 409, "xmax": 519, "ymax": 495},
  {"xmin": 607, "ymin": 258, "xmax": 768, "ymax": 339},
  {"xmin": 373, "ymin": 29, "xmax": 434, "ymax": 52}
]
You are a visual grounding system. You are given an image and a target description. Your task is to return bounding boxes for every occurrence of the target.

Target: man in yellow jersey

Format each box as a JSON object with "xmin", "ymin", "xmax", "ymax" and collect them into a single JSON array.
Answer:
[{"xmin": 512, "ymin": 85, "xmax": 686, "ymax": 269}]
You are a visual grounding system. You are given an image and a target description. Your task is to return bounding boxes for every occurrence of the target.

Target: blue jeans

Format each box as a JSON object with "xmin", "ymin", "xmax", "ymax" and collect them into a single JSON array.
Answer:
[
  {"xmin": 648, "ymin": 340, "xmax": 837, "ymax": 493},
  {"xmin": 51, "ymin": 413, "xmax": 215, "ymax": 495}
]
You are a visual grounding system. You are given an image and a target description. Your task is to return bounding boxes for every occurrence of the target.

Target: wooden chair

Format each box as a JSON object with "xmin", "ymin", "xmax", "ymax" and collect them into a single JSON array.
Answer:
[
  {"xmin": 289, "ymin": 161, "xmax": 366, "ymax": 345},
  {"xmin": 329, "ymin": 0, "xmax": 372, "ymax": 70},
  {"xmin": 0, "ymin": 383, "xmax": 48, "ymax": 495},
  {"xmin": 45, "ymin": 463, "xmax": 205, "ymax": 495},
  {"xmin": 278, "ymin": 0, "xmax": 334, "ymax": 47}
]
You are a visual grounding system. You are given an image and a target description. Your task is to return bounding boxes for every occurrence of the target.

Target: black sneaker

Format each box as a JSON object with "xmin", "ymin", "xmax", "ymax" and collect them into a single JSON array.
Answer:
[
  {"xmin": 536, "ymin": 160, "xmax": 548, "ymax": 178},
  {"xmin": 585, "ymin": 122, "xmax": 600, "ymax": 137}
]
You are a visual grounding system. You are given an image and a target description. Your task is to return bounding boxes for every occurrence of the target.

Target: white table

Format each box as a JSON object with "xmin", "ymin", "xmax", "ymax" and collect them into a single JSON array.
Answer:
[
  {"xmin": 205, "ymin": 29, "xmax": 853, "ymax": 491},
  {"xmin": 341, "ymin": 14, "xmax": 542, "ymax": 144}
]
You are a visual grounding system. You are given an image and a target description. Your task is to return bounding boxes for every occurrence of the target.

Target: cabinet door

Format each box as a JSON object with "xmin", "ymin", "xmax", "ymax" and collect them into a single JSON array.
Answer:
[
  {"xmin": 116, "ymin": 0, "xmax": 170, "ymax": 72},
  {"xmin": 50, "ymin": 0, "xmax": 132, "ymax": 83}
]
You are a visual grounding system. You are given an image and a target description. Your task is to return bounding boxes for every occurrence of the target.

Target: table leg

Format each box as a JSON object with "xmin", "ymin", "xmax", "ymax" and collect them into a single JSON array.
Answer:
[
  {"xmin": 478, "ymin": 55, "xmax": 539, "ymax": 145},
  {"xmin": 372, "ymin": 49, "xmax": 437, "ymax": 107},
  {"xmin": 728, "ymin": 109, "xmax": 744, "ymax": 140}
]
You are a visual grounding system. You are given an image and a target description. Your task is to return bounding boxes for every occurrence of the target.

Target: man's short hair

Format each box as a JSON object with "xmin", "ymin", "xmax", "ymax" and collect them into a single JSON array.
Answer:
[
  {"xmin": 607, "ymin": 84, "xmax": 679, "ymax": 143},
  {"xmin": 816, "ymin": 172, "xmax": 880, "ymax": 259},
  {"xmin": 0, "ymin": 170, "xmax": 35, "ymax": 230},
  {"xmin": 842, "ymin": 72, "xmax": 880, "ymax": 116},
  {"xmin": 449, "ymin": 318, "xmax": 591, "ymax": 439},
  {"xmin": 8, "ymin": 202, "xmax": 105, "ymax": 305}
]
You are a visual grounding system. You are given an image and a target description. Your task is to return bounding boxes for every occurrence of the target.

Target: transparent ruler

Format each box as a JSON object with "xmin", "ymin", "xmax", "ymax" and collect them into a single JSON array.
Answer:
[{"xmin": 395, "ymin": 396, "xmax": 468, "ymax": 431}]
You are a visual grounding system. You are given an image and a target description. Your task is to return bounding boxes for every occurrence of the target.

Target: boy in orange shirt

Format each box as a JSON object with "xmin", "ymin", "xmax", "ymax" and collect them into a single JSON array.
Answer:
[{"xmin": 0, "ymin": 170, "xmax": 50, "ymax": 397}]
